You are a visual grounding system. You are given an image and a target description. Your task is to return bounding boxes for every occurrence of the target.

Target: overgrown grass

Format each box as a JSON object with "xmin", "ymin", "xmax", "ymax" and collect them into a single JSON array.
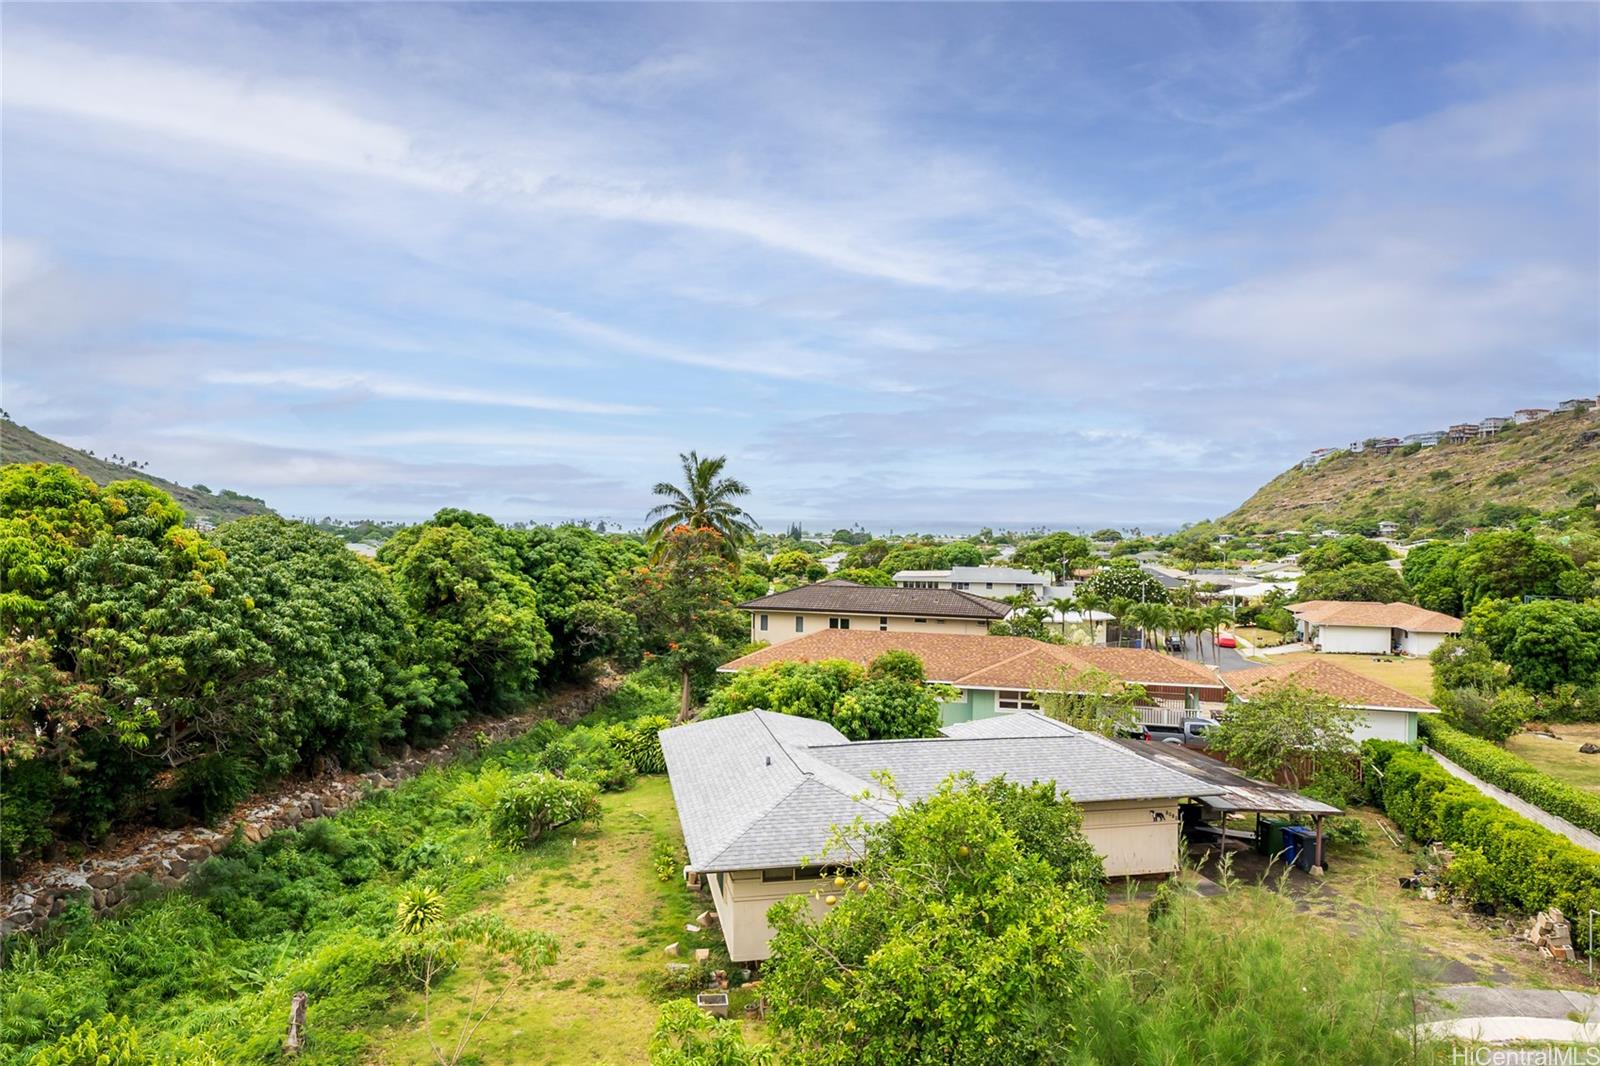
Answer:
[
  {"xmin": 0, "ymin": 673, "xmax": 687, "ymax": 1065},
  {"xmin": 1068, "ymin": 877, "xmax": 1441, "ymax": 1065}
]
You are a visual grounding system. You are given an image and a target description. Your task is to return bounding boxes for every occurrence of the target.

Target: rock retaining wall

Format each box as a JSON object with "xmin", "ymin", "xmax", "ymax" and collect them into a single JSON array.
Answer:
[{"xmin": 1, "ymin": 672, "xmax": 621, "ymax": 939}]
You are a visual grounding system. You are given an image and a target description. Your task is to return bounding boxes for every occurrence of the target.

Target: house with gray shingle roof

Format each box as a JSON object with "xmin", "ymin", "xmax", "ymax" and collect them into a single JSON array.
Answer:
[
  {"xmin": 659, "ymin": 708, "xmax": 1218, "ymax": 960},
  {"xmin": 741, "ymin": 579, "xmax": 1010, "ymax": 646}
]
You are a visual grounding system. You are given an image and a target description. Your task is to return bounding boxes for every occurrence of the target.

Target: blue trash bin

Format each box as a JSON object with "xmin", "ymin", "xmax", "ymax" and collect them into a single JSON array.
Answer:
[{"xmin": 1281, "ymin": 826, "xmax": 1317, "ymax": 871}]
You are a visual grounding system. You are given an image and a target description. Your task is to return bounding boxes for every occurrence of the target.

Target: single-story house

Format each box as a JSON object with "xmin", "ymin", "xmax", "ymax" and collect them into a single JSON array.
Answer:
[
  {"xmin": 719, "ymin": 629, "xmax": 1227, "ymax": 727},
  {"xmin": 1222, "ymin": 657, "xmax": 1440, "ymax": 743},
  {"xmin": 1289, "ymin": 600, "xmax": 1461, "ymax": 656},
  {"xmin": 661, "ymin": 709, "xmax": 1337, "ymax": 961},
  {"xmin": 740, "ymin": 580, "xmax": 1010, "ymax": 645},
  {"xmin": 892, "ymin": 565, "xmax": 1053, "ymax": 600}
]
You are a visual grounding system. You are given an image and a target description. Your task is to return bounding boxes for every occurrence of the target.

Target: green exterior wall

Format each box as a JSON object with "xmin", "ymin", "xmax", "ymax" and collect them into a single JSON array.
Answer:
[{"xmin": 938, "ymin": 688, "xmax": 997, "ymax": 725}]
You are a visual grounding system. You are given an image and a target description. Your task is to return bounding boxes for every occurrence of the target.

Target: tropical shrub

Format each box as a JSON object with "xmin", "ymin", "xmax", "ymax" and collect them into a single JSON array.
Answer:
[
  {"xmin": 487, "ymin": 773, "xmax": 602, "ymax": 847},
  {"xmin": 1363, "ymin": 741, "xmax": 1600, "ymax": 946}
]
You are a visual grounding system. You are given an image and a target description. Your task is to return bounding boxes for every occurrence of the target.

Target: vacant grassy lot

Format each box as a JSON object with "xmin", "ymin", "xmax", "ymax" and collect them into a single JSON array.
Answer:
[
  {"xmin": 1255, "ymin": 651, "xmax": 1435, "ymax": 702},
  {"xmin": 368, "ymin": 777, "xmax": 733, "ymax": 1065},
  {"xmin": 1507, "ymin": 724, "xmax": 1600, "ymax": 796}
]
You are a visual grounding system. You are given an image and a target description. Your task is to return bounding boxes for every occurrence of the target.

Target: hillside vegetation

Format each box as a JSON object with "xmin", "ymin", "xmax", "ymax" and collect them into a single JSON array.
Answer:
[
  {"xmin": 1222, "ymin": 408, "xmax": 1600, "ymax": 533},
  {"xmin": 0, "ymin": 417, "xmax": 273, "ymax": 525}
]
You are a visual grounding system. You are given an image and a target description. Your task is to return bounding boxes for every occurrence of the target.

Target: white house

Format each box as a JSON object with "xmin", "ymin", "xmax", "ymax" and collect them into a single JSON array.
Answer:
[
  {"xmin": 892, "ymin": 565, "xmax": 1053, "ymax": 601},
  {"xmin": 1376, "ymin": 521, "xmax": 1400, "ymax": 537},
  {"xmin": 1289, "ymin": 600, "xmax": 1462, "ymax": 656},
  {"xmin": 1514, "ymin": 408, "xmax": 1550, "ymax": 424},
  {"xmin": 1404, "ymin": 431, "xmax": 1444, "ymax": 447},
  {"xmin": 1223, "ymin": 658, "xmax": 1440, "ymax": 743}
]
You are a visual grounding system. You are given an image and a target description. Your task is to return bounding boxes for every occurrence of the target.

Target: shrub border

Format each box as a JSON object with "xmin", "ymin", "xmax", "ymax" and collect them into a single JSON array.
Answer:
[{"xmin": 1421, "ymin": 719, "xmax": 1600, "ymax": 836}]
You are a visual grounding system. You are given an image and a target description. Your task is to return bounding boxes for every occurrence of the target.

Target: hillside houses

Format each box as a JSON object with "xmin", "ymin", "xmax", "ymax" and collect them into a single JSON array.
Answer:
[{"xmin": 1297, "ymin": 394, "xmax": 1598, "ymax": 468}]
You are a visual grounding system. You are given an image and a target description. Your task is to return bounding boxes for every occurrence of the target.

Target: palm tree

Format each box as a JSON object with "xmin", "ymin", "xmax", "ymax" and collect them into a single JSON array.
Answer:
[
  {"xmin": 1073, "ymin": 590, "xmax": 1105, "ymax": 644},
  {"xmin": 645, "ymin": 451, "xmax": 758, "ymax": 561},
  {"xmin": 1107, "ymin": 596, "xmax": 1136, "ymax": 648},
  {"xmin": 1175, "ymin": 606, "xmax": 1203, "ymax": 658},
  {"xmin": 1202, "ymin": 605, "xmax": 1229, "ymax": 663}
]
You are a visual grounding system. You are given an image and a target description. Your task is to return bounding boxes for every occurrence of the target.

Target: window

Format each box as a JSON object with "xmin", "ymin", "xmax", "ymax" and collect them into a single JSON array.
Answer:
[
  {"xmin": 829, "ymin": 617, "xmax": 850, "ymax": 629},
  {"xmin": 761, "ymin": 868, "xmax": 796, "ymax": 882},
  {"xmin": 985, "ymin": 582, "xmax": 993, "ymax": 589},
  {"xmin": 759, "ymin": 614, "xmax": 769, "ymax": 632},
  {"xmin": 879, "ymin": 617, "xmax": 889, "ymax": 631},
  {"xmin": 913, "ymin": 618, "xmax": 927, "ymax": 624},
  {"xmin": 953, "ymin": 581, "xmax": 969, "ymax": 590},
  {"xmin": 795, "ymin": 616, "xmax": 804, "ymax": 633},
  {"xmin": 997, "ymin": 690, "xmax": 1040, "ymax": 712}
]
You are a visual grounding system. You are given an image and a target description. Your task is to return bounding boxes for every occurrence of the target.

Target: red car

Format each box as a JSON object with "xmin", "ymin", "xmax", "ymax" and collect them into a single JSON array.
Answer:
[{"xmin": 1215, "ymin": 633, "xmax": 1238, "ymax": 649}]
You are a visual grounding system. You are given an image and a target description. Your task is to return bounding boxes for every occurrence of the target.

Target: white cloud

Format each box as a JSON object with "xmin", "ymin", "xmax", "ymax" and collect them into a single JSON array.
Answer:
[{"xmin": 205, "ymin": 368, "xmax": 651, "ymax": 416}]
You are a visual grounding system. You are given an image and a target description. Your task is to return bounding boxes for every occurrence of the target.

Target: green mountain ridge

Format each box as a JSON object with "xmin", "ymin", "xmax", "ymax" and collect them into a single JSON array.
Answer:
[
  {"xmin": 1221, "ymin": 408, "xmax": 1600, "ymax": 533},
  {"xmin": 0, "ymin": 418, "xmax": 275, "ymax": 526}
]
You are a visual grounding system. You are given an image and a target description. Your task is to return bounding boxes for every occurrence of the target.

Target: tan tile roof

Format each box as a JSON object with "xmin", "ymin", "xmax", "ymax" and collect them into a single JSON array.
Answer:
[
  {"xmin": 1288, "ymin": 600, "xmax": 1461, "ymax": 633},
  {"xmin": 719, "ymin": 630, "xmax": 1226, "ymax": 695},
  {"xmin": 740, "ymin": 580, "xmax": 1011, "ymax": 620},
  {"xmin": 1222, "ymin": 658, "xmax": 1437, "ymax": 711}
]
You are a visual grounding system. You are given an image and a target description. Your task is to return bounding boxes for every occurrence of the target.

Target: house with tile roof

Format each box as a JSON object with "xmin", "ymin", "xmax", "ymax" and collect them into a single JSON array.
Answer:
[
  {"xmin": 660, "ymin": 709, "xmax": 1336, "ymax": 960},
  {"xmin": 740, "ymin": 579, "xmax": 1010, "ymax": 646},
  {"xmin": 720, "ymin": 629, "xmax": 1226, "ymax": 727},
  {"xmin": 1222, "ymin": 658, "xmax": 1440, "ymax": 743},
  {"xmin": 1288, "ymin": 600, "xmax": 1462, "ymax": 656}
]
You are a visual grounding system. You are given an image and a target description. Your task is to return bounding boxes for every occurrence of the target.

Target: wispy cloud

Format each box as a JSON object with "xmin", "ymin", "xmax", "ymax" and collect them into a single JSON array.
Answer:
[{"xmin": 205, "ymin": 368, "xmax": 651, "ymax": 416}]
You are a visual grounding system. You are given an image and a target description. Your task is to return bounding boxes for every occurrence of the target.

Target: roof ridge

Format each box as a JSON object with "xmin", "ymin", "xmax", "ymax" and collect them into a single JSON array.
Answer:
[{"xmin": 950, "ymin": 644, "xmax": 1056, "ymax": 686}]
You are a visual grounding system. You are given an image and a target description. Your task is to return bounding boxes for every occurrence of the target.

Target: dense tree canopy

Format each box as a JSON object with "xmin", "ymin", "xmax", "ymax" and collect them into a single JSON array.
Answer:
[
  {"xmin": 1011, "ymin": 532, "xmax": 1092, "ymax": 581},
  {"xmin": 0, "ymin": 465, "xmax": 648, "ymax": 866},
  {"xmin": 762, "ymin": 775, "xmax": 1102, "ymax": 1065},
  {"xmin": 1294, "ymin": 562, "xmax": 1410, "ymax": 604},
  {"xmin": 1471, "ymin": 599, "xmax": 1600, "ymax": 692},
  {"xmin": 1298, "ymin": 536, "xmax": 1393, "ymax": 573},
  {"xmin": 705, "ymin": 653, "xmax": 947, "ymax": 739},
  {"xmin": 1402, "ymin": 531, "xmax": 1583, "ymax": 615}
]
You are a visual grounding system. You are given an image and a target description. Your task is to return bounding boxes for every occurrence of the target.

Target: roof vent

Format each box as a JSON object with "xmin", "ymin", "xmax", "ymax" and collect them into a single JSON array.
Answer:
[{"xmin": 765, "ymin": 755, "xmax": 773, "ymax": 766}]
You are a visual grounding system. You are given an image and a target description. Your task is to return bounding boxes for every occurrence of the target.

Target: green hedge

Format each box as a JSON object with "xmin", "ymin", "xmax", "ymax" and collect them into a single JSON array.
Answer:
[
  {"xmin": 1422, "ymin": 719, "xmax": 1600, "ymax": 837},
  {"xmin": 1363, "ymin": 741, "xmax": 1600, "ymax": 953}
]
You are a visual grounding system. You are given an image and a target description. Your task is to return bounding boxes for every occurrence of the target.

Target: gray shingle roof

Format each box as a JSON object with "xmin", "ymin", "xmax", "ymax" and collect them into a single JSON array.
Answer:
[
  {"xmin": 659, "ymin": 709, "xmax": 1217, "ymax": 873},
  {"xmin": 739, "ymin": 580, "xmax": 1011, "ymax": 620}
]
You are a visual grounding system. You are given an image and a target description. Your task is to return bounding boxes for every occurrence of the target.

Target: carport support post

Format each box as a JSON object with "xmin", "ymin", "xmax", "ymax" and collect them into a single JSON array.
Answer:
[{"xmin": 1314, "ymin": 815, "xmax": 1325, "ymax": 869}]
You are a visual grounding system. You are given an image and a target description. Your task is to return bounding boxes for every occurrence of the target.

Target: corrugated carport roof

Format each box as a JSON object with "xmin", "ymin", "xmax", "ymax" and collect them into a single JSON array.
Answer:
[{"xmin": 1111, "ymin": 741, "xmax": 1341, "ymax": 815}]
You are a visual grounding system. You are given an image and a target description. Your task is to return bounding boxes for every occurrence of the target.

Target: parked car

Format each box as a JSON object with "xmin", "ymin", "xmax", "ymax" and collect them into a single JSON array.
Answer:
[
  {"xmin": 1164, "ymin": 635, "xmax": 1184, "ymax": 654},
  {"xmin": 1147, "ymin": 718, "xmax": 1215, "ymax": 749},
  {"xmin": 1215, "ymin": 633, "xmax": 1238, "ymax": 648}
]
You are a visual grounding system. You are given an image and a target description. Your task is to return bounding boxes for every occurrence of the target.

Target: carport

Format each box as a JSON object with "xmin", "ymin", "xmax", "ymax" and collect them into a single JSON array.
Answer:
[{"xmin": 1113, "ymin": 740, "xmax": 1342, "ymax": 868}]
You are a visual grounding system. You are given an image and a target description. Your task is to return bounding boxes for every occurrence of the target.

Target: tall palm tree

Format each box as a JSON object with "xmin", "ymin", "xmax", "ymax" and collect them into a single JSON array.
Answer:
[
  {"xmin": 1107, "ymin": 596, "xmax": 1136, "ymax": 648},
  {"xmin": 1202, "ymin": 605, "xmax": 1229, "ymax": 663},
  {"xmin": 645, "ymin": 451, "xmax": 758, "ymax": 561},
  {"xmin": 1073, "ymin": 589, "xmax": 1105, "ymax": 644}
]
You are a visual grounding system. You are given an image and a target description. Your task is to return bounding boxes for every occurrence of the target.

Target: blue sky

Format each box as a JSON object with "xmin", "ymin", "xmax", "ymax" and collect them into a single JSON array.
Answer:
[{"xmin": 3, "ymin": 3, "xmax": 1597, "ymax": 531}]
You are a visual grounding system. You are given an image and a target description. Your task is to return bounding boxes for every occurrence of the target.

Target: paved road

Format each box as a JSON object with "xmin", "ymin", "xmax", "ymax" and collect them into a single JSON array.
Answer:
[
  {"xmin": 1428, "ymin": 748, "xmax": 1600, "ymax": 853},
  {"xmin": 1419, "ymin": 984, "xmax": 1600, "ymax": 1047},
  {"xmin": 1166, "ymin": 634, "xmax": 1255, "ymax": 673}
]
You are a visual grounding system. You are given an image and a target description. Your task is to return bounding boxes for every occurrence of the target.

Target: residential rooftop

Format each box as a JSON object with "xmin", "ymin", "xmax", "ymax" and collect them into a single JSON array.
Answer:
[
  {"xmin": 720, "ymin": 629, "xmax": 1223, "ymax": 691},
  {"xmin": 1222, "ymin": 658, "xmax": 1438, "ymax": 712},
  {"xmin": 1289, "ymin": 600, "xmax": 1462, "ymax": 633},
  {"xmin": 739, "ymin": 579, "xmax": 1011, "ymax": 620}
]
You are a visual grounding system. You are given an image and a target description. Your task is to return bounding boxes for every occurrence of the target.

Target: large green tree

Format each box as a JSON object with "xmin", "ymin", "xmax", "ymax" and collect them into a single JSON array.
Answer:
[
  {"xmin": 625, "ymin": 525, "xmax": 746, "ymax": 718},
  {"xmin": 1209, "ymin": 683, "xmax": 1359, "ymax": 789},
  {"xmin": 1294, "ymin": 562, "xmax": 1410, "ymax": 604},
  {"xmin": 645, "ymin": 451, "xmax": 757, "ymax": 561},
  {"xmin": 1473, "ymin": 599, "xmax": 1600, "ymax": 692},
  {"xmin": 212, "ymin": 516, "xmax": 423, "ymax": 769},
  {"xmin": 1299, "ymin": 536, "xmax": 1393, "ymax": 573},
  {"xmin": 762, "ymin": 775, "xmax": 1102, "ymax": 1065},
  {"xmin": 1011, "ymin": 532, "xmax": 1092, "ymax": 582},
  {"xmin": 379, "ymin": 520, "xmax": 552, "ymax": 737}
]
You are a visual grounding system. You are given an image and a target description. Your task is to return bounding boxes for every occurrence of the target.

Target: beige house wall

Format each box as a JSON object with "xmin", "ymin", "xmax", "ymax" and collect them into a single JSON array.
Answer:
[
  {"xmin": 707, "ymin": 799, "xmax": 1184, "ymax": 961},
  {"xmin": 748, "ymin": 611, "xmax": 992, "ymax": 646}
]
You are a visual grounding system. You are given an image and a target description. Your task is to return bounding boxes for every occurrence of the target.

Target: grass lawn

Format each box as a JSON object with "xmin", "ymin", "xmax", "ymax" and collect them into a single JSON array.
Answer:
[
  {"xmin": 1252, "ymin": 650, "xmax": 1436, "ymax": 702},
  {"xmin": 367, "ymin": 776, "xmax": 741, "ymax": 1065},
  {"xmin": 1231, "ymin": 625, "xmax": 1285, "ymax": 648},
  {"xmin": 1506, "ymin": 723, "xmax": 1600, "ymax": 796}
]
